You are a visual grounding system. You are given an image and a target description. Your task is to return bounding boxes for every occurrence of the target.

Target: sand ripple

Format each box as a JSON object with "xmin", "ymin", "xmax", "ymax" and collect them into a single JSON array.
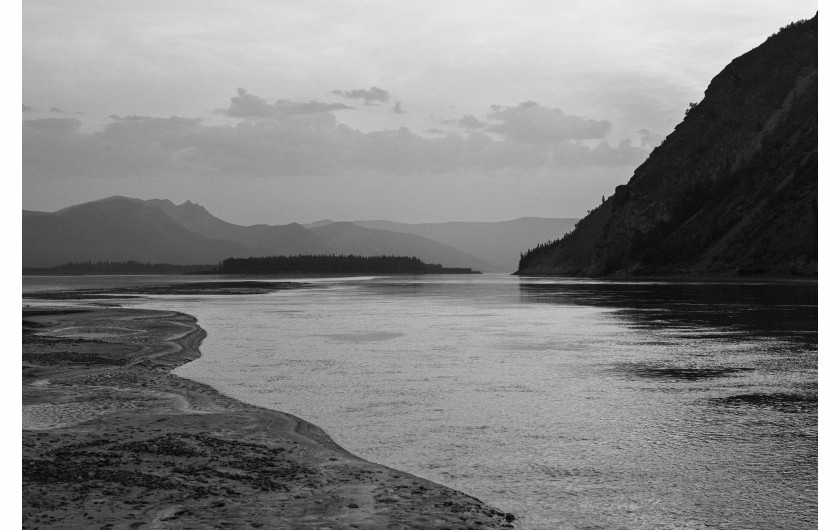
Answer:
[{"xmin": 23, "ymin": 402, "xmax": 116, "ymax": 430}]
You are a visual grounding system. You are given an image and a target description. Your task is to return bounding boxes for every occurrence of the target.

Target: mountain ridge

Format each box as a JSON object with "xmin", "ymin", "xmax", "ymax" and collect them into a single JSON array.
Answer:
[
  {"xmin": 23, "ymin": 198, "xmax": 268, "ymax": 267},
  {"xmin": 22, "ymin": 197, "xmax": 496, "ymax": 271}
]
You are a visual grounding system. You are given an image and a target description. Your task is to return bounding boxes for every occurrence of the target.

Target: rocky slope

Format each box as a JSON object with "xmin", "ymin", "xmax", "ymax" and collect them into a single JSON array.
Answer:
[{"xmin": 517, "ymin": 15, "xmax": 817, "ymax": 277}]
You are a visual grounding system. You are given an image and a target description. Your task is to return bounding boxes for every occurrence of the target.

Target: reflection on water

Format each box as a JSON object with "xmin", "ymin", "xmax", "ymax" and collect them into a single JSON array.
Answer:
[
  {"xmin": 615, "ymin": 365, "xmax": 755, "ymax": 381},
  {"xmin": 712, "ymin": 392, "xmax": 818, "ymax": 414},
  {"xmin": 514, "ymin": 278, "xmax": 816, "ymax": 529},
  {"xmin": 23, "ymin": 274, "xmax": 817, "ymax": 529},
  {"xmin": 520, "ymin": 280, "xmax": 817, "ymax": 334}
]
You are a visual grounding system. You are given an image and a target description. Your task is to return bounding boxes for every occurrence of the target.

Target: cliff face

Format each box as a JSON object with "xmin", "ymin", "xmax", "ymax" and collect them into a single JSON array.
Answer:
[{"xmin": 517, "ymin": 15, "xmax": 817, "ymax": 277}]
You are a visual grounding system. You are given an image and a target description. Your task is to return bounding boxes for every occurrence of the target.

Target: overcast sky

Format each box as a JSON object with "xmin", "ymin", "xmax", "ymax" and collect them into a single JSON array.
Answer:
[{"xmin": 22, "ymin": 1, "xmax": 817, "ymax": 225}]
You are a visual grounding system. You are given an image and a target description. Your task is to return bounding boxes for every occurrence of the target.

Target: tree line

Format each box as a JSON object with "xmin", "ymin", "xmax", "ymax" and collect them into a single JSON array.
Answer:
[{"xmin": 23, "ymin": 260, "xmax": 214, "ymax": 275}]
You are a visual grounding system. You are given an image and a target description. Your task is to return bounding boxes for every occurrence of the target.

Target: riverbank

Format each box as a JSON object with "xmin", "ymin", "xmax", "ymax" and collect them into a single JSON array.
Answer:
[{"xmin": 22, "ymin": 305, "xmax": 516, "ymax": 529}]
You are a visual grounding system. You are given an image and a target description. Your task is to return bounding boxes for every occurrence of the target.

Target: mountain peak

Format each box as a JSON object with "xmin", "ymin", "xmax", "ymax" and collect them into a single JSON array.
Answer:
[{"xmin": 53, "ymin": 195, "xmax": 141, "ymax": 214}]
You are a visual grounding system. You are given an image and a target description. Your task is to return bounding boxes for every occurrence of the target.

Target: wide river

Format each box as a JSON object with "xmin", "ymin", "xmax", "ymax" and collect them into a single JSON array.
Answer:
[{"xmin": 23, "ymin": 274, "xmax": 818, "ymax": 529}]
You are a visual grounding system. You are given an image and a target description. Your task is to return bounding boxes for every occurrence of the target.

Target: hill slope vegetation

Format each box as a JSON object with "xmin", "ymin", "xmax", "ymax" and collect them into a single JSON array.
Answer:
[{"xmin": 517, "ymin": 15, "xmax": 817, "ymax": 277}]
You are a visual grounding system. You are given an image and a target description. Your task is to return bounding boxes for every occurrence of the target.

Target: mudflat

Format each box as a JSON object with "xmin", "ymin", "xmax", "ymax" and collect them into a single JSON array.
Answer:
[{"xmin": 22, "ymin": 306, "xmax": 516, "ymax": 529}]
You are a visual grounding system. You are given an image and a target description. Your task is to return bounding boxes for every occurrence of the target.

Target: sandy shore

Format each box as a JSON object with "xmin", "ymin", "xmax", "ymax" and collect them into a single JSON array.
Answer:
[{"xmin": 22, "ymin": 305, "xmax": 516, "ymax": 529}]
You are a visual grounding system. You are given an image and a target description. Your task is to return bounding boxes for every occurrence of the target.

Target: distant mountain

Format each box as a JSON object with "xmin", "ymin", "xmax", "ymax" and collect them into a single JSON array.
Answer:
[
  {"xmin": 23, "ymin": 197, "xmax": 267, "ymax": 267},
  {"xmin": 353, "ymin": 218, "xmax": 578, "ymax": 272},
  {"xmin": 138, "ymin": 198, "xmax": 326, "ymax": 255},
  {"xmin": 308, "ymin": 222, "xmax": 496, "ymax": 271},
  {"xmin": 517, "ymin": 15, "xmax": 817, "ymax": 277},
  {"xmin": 23, "ymin": 196, "xmax": 495, "ymax": 271},
  {"xmin": 140, "ymin": 199, "xmax": 492, "ymax": 270},
  {"xmin": 303, "ymin": 219, "xmax": 336, "ymax": 229}
]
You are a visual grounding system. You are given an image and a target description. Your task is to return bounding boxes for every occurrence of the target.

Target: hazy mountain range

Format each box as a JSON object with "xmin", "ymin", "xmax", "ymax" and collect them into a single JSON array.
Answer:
[
  {"xmin": 346, "ymin": 219, "xmax": 577, "ymax": 272},
  {"xmin": 518, "ymin": 15, "xmax": 817, "ymax": 277},
  {"xmin": 23, "ymin": 196, "xmax": 577, "ymax": 272}
]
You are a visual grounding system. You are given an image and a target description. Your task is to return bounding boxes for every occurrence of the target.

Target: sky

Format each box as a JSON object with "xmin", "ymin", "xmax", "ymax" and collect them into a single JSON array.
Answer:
[{"xmin": 21, "ymin": 0, "xmax": 818, "ymax": 225}]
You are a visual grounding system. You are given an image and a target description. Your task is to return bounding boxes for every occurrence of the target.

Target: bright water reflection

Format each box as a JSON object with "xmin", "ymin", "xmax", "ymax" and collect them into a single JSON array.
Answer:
[{"xmin": 23, "ymin": 274, "xmax": 817, "ymax": 529}]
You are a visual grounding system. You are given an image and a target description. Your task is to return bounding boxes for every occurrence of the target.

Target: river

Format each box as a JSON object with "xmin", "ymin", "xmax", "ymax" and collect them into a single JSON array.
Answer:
[{"xmin": 23, "ymin": 274, "xmax": 818, "ymax": 529}]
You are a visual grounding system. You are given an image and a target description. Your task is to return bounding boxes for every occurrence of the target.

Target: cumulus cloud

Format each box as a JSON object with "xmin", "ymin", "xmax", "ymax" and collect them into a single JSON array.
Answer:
[
  {"xmin": 23, "ymin": 105, "xmax": 34, "ymax": 113},
  {"xmin": 23, "ymin": 91, "xmax": 651, "ymax": 182},
  {"xmin": 219, "ymin": 88, "xmax": 354, "ymax": 120},
  {"xmin": 486, "ymin": 101, "xmax": 611, "ymax": 143},
  {"xmin": 330, "ymin": 86, "xmax": 390, "ymax": 105}
]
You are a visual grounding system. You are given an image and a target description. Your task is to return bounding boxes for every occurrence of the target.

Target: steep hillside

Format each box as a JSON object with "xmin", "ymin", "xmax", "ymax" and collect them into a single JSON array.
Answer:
[
  {"xmin": 353, "ymin": 218, "xmax": 578, "ymax": 272},
  {"xmin": 517, "ymin": 15, "xmax": 817, "ymax": 277},
  {"xmin": 23, "ymin": 197, "xmax": 267, "ymax": 267}
]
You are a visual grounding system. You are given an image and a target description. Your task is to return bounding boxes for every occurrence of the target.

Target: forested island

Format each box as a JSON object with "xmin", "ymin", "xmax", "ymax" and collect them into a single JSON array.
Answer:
[{"xmin": 218, "ymin": 255, "xmax": 479, "ymax": 274}]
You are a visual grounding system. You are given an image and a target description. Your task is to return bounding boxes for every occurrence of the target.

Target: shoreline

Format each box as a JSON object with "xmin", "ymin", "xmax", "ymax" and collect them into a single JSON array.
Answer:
[
  {"xmin": 513, "ymin": 272, "xmax": 817, "ymax": 283},
  {"xmin": 23, "ymin": 305, "xmax": 516, "ymax": 528}
]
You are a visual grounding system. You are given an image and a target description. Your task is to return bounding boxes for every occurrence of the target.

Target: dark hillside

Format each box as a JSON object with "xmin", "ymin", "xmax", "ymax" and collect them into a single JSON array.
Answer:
[{"xmin": 517, "ymin": 15, "xmax": 817, "ymax": 277}]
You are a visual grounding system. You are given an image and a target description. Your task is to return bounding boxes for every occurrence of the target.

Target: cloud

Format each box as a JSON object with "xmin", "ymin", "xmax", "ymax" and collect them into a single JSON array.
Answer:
[
  {"xmin": 23, "ymin": 117, "xmax": 82, "ymax": 136},
  {"xmin": 588, "ymin": 138, "xmax": 649, "ymax": 166},
  {"xmin": 392, "ymin": 101, "xmax": 405, "ymax": 114},
  {"xmin": 219, "ymin": 88, "xmax": 354, "ymax": 120},
  {"xmin": 638, "ymin": 128, "xmax": 664, "ymax": 148},
  {"xmin": 23, "ymin": 105, "xmax": 34, "ymax": 113},
  {"xmin": 458, "ymin": 115, "xmax": 487, "ymax": 130},
  {"xmin": 23, "ymin": 91, "xmax": 650, "ymax": 182},
  {"xmin": 50, "ymin": 107, "xmax": 65, "ymax": 114},
  {"xmin": 486, "ymin": 101, "xmax": 611, "ymax": 143},
  {"xmin": 330, "ymin": 86, "xmax": 390, "ymax": 105}
]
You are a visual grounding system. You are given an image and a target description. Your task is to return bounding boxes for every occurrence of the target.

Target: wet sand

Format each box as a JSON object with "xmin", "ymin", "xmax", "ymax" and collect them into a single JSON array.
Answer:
[{"xmin": 22, "ymin": 305, "xmax": 516, "ymax": 529}]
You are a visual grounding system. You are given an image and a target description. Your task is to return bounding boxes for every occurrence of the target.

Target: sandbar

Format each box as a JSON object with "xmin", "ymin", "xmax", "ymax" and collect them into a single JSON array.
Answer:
[{"xmin": 22, "ymin": 305, "xmax": 516, "ymax": 529}]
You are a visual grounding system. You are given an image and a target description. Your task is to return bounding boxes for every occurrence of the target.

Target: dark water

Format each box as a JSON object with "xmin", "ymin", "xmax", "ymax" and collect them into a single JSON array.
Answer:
[{"xmin": 23, "ymin": 275, "xmax": 818, "ymax": 529}]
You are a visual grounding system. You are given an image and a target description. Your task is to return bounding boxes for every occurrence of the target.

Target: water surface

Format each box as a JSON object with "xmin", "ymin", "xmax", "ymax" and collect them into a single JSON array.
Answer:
[{"xmin": 23, "ymin": 274, "xmax": 817, "ymax": 529}]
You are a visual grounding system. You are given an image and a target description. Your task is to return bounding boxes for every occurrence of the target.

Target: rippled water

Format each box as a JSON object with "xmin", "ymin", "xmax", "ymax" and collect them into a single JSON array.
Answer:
[{"xmin": 24, "ymin": 274, "xmax": 817, "ymax": 529}]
